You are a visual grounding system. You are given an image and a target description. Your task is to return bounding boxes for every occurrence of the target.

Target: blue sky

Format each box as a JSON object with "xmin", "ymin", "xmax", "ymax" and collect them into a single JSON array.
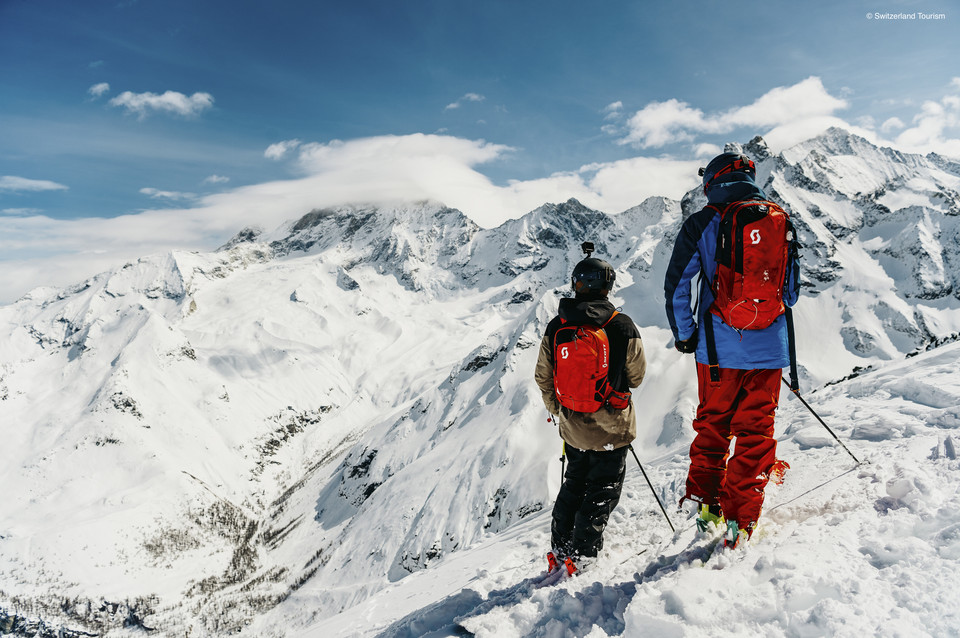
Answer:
[{"xmin": 1, "ymin": 0, "xmax": 958, "ymax": 301}]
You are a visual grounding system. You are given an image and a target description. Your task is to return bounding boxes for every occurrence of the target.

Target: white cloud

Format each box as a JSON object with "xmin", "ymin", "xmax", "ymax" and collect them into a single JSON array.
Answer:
[
  {"xmin": 603, "ymin": 101, "xmax": 623, "ymax": 120},
  {"xmin": 694, "ymin": 143, "xmax": 722, "ymax": 158},
  {"xmin": 881, "ymin": 117, "xmax": 906, "ymax": 133},
  {"xmin": 109, "ymin": 90, "xmax": 214, "ymax": 119},
  {"xmin": 445, "ymin": 93, "xmax": 485, "ymax": 110},
  {"xmin": 139, "ymin": 187, "xmax": 196, "ymax": 200},
  {"xmin": 1, "ymin": 208, "xmax": 43, "ymax": 216},
  {"xmin": 762, "ymin": 116, "xmax": 879, "ymax": 152},
  {"xmin": 255, "ymin": 133, "xmax": 699, "ymax": 228},
  {"xmin": 202, "ymin": 175, "xmax": 230, "ymax": 185},
  {"xmin": 620, "ymin": 77, "xmax": 848, "ymax": 149},
  {"xmin": 892, "ymin": 81, "xmax": 960, "ymax": 155},
  {"xmin": 580, "ymin": 157, "xmax": 701, "ymax": 212},
  {"xmin": 621, "ymin": 98, "xmax": 714, "ymax": 148},
  {"xmin": 265, "ymin": 139, "xmax": 302, "ymax": 160},
  {"xmin": 88, "ymin": 83, "xmax": 110, "ymax": 98},
  {"xmin": 0, "ymin": 176, "xmax": 68, "ymax": 192},
  {"xmin": 725, "ymin": 78, "xmax": 848, "ymax": 127},
  {"xmin": 294, "ymin": 134, "xmax": 508, "ymax": 173}
]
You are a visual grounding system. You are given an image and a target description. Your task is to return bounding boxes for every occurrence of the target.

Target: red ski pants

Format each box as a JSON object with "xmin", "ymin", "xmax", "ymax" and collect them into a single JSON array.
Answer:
[{"xmin": 685, "ymin": 363, "xmax": 781, "ymax": 526}]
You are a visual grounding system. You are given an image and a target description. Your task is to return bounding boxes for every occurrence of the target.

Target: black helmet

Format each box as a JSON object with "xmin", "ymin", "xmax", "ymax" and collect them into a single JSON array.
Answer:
[
  {"xmin": 699, "ymin": 153, "xmax": 756, "ymax": 195},
  {"xmin": 571, "ymin": 257, "xmax": 615, "ymax": 295}
]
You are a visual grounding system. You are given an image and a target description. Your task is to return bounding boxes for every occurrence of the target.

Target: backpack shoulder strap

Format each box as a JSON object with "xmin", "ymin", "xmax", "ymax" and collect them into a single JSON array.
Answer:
[
  {"xmin": 703, "ymin": 203, "xmax": 724, "ymax": 217},
  {"xmin": 600, "ymin": 310, "xmax": 619, "ymax": 329}
]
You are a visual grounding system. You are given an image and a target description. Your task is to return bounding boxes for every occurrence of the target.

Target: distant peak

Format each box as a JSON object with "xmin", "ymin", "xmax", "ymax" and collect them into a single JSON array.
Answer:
[
  {"xmin": 723, "ymin": 142, "xmax": 744, "ymax": 155},
  {"xmin": 218, "ymin": 226, "xmax": 263, "ymax": 251},
  {"xmin": 539, "ymin": 198, "xmax": 598, "ymax": 216},
  {"xmin": 806, "ymin": 126, "xmax": 878, "ymax": 154},
  {"xmin": 743, "ymin": 135, "xmax": 771, "ymax": 161}
]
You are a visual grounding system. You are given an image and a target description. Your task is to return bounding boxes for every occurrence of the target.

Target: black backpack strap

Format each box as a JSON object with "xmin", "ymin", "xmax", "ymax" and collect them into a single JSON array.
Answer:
[
  {"xmin": 702, "ymin": 311, "xmax": 721, "ymax": 384},
  {"xmin": 785, "ymin": 306, "xmax": 799, "ymax": 391}
]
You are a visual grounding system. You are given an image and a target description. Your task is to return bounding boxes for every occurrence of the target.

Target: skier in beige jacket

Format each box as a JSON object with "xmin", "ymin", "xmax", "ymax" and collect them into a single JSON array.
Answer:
[{"xmin": 534, "ymin": 252, "xmax": 646, "ymax": 569}]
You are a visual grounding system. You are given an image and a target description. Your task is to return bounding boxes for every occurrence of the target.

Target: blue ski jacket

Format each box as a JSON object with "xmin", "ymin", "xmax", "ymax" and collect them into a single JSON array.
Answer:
[{"xmin": 664, "ymin": 180, "xmax": 800, "ymax": 370}]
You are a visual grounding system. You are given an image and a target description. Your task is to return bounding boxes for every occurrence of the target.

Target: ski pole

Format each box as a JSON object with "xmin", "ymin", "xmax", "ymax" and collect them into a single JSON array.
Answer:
[
  {"xmin": 781, "ymin": 377, "xmax": 861, "ymax": 465},
  {"xmin": 560, "ymin": 441, "xmax": 566, "ymax": 484},
  {"xmin": 628, "ymin": 445, "xmax": 676, "ymax": 533}
]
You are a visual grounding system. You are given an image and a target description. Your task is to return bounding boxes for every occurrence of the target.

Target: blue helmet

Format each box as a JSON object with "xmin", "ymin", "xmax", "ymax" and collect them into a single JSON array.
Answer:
[{"xmin": 699, "ymin": 153, "xmax": 756, "ymax": 195}]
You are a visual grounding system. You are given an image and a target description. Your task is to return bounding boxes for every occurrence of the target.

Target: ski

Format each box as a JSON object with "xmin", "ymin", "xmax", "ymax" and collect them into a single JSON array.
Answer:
[{"xmin": 532, "ymin": 565, "xmax": 570, "ymax": 589}]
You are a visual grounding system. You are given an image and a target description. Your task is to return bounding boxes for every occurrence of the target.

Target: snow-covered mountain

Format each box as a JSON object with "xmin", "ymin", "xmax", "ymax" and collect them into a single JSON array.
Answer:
[{"xmin": 2, "ymin": 128, "xmax": 960, "ymax": 636}]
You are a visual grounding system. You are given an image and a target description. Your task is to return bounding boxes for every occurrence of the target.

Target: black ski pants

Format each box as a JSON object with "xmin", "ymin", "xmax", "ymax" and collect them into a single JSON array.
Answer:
[{"xmin": 551, "ymin": 445, "xmax": 628, "ymax": 558}]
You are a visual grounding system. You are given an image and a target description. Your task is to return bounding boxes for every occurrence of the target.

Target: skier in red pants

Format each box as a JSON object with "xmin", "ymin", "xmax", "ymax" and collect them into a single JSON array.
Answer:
[{"xmin": 663, "ymin": 151, "xmax": 800, "ymax": 548}]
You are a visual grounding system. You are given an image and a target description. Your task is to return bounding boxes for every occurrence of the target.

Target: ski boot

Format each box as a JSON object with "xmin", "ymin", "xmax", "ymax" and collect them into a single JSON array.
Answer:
[
  {"xmin": 723, "ymin": 520, "xmax": 755, "ymax": 549},
  {"xmin": 546, "ymin": 551, "xmax": 561, "ymax": 573},
  {"xmin": 547, "ymin": 551, "xmax": 581, "ymax": 576},
  {"xmin": 770, "ymin": 459, "xmax": 791, "ymax": 486},
  {"xmin": 696, "ymin": 503, "xmax": 724, "ymax": 532}
]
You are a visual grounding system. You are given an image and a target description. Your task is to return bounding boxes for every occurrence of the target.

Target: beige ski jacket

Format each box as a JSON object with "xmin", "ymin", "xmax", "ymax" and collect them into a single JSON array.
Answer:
[{"xmin": 535, "ymin": 296, "xmax": 647, "ymax": 452}]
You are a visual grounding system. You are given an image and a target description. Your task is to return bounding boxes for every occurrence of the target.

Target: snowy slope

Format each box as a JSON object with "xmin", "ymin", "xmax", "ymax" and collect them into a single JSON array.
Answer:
[
  {"xmin": 1, "ymin": 131, "xmax": 960, "ymax": 636},
  {"xmin": 301, "ymin": 342, "xmax": 960, "ymax": 638}
]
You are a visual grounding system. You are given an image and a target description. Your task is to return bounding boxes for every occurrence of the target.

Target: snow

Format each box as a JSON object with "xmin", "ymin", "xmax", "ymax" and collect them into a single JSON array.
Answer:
[
  {"xmin": 294, "ymin": 344, "xmax": 960, "ymax": 638},
  {"xmin": 2, "ymin": 129, "xmax": 960, "ymax": 636}
]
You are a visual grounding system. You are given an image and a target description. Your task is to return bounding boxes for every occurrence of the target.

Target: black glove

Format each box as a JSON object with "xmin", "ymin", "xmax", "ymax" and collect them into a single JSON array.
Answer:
[{"xmin": 674, "ymin": 331, "xmax": 698, "ymax": 353}]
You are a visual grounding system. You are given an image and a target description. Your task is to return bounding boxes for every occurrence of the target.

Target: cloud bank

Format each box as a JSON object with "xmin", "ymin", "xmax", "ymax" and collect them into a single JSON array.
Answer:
[
  {"xmin": 4, "ymin": 77, "xmax": 960, "ymax": 304},
  {"xmin": 618, "ymin": 77, "xmax": 849, "ymax": 149},
  {"xmin": 891, "ymin": 77, "xmax": 960, "ymax": 156},
  {"xmin": 0, "ymin": 133, "xmax": 698, "ymax": 302}
]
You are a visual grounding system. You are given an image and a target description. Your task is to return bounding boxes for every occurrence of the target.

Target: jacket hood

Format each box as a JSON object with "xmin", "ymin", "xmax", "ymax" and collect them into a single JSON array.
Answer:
[
  {"xmin": 558, "ymin": 296, "xmax": 617, "ymax": 326},
  {"xmin": 705, "ymin": 172, "xmax": 767, "ymax": 204}
]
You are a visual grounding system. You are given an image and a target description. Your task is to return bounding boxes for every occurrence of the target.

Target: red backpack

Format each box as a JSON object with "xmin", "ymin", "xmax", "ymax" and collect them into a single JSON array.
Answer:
[
  {"xmin": 553, "ymin": 312, "xmax": 630, "ymax": 413},
  {"xmin": 709, "ymin": 200, "xmax": 793, "ymax": 330}
]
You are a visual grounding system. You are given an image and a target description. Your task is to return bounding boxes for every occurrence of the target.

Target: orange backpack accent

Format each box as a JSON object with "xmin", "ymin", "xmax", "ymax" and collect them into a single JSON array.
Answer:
[
  {"xmin": 710, "ymin": 200, "xmax": 793, "ymax": 330},
  {"xmin": 552, "ymin": 311, "xmax": 629, "ymax": 413}
]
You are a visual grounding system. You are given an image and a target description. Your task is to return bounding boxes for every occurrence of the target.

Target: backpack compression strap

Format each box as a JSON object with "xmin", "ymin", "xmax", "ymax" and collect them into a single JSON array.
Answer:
[
  {"xmin": 703, "ymin": 312, "xmax": 721, "ymax": 384},
  {"xmin": 703, "ymin": 301, "xmax": 799, "ymax": 388},
  {"xmin": 785, "ymin": 307, "xmax": 799, "ymax": 391}
]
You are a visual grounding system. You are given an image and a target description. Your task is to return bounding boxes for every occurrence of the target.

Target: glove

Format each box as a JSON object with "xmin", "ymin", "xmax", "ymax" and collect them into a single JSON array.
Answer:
[{"xmin": 674, "ymin": 332, "xmax": 698, "ymax": 354}]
